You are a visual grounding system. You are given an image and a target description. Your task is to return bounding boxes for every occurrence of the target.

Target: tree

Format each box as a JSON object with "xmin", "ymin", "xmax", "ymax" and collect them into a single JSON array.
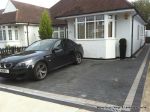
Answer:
[
  {"xmin": 39, "ymin": 10, "xmax": 53, "ymax": 39},
  {"xmin": 132, "ymin": 0, "xmax": 150, "ymax": 29}
]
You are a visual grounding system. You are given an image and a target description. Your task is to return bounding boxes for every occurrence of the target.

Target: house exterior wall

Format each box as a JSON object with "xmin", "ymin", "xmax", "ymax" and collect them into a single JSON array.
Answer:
[
  {"xmin": 132, "ymin": 16, "xmax": 145, "ymax": 54},
  {"xmin": 3, "ymin": 0, "xmax": 17, "ymax": 13},
  {"xmin": 0, "ymin": 25, "xmax": 21, "ymax": 48},
  {"xmin": 67, "ymin": 12, "xmax": 145, "ymax": 59},
  {"xmin": 0, "ymin": 25, "xmax": 40, "ymax": 48},
  {"xmin": 116, "ymin": 13, "xmax": 132, "ymax": 57},
  {"xmin": 27, "ymin": 25, "xmax": 40, "ymax": 45}
]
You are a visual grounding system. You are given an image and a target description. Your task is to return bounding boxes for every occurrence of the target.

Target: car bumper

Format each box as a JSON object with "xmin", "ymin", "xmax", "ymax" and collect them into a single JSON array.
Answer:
[{"xmin": 0, "ymin": 68, "xmax": 33, "ymax": 79}]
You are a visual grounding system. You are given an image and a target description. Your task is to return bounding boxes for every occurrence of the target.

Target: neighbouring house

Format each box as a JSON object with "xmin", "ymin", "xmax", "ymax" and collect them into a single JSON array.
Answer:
[
  {"xmin": 50, "ymin": 0, "xmax": 146, "ymax": 59},
  {"xmin": 0, "ymin": 0, "xmax": 46, "ymax": 48}
]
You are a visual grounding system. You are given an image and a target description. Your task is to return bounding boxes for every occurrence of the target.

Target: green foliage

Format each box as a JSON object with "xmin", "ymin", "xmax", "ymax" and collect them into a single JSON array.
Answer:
[
  {"xmin": 39, "ymin": 10, "xmax": 53, "ymax": 39},
  {"xmin": 133, "ymin": 0, "xmax": 150, "ymax": 29}
]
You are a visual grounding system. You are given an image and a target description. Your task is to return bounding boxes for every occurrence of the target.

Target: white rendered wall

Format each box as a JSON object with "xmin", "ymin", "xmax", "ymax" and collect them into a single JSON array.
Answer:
[
  {"xmin": 116, "ymin": 13, "xmax": 132, "ymax": 57},
  {"xmin": 28, "ymin": 25, "xmax": 40, "ymax": 45},
  {"xmin": 68, "ymin": 19, "xmax": 75, "ymax": 40},
  {"xmin": 3, "ymin": 1, "xmax": 17, "ymax": 13},
  {"xmin": 75, "ymin": 40, "xmax": 106, "ymax": 58},
  {"xmin": 132, "ymin": 16, "xmax": 145, "ymax": 54}
]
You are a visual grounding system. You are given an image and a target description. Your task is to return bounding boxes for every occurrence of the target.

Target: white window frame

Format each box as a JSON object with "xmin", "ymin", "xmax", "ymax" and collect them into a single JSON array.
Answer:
[
  {"xmin": 53, "ymin": 27, "xmax": 66, "ymax": 38},
  {"xmin": 75, "ymin": 14, "xmax": 117, "ymax": 40}
]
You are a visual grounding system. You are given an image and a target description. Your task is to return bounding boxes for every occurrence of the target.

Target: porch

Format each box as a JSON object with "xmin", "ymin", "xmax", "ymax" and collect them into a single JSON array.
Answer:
[{"xmin": 59, "ymin": 11, "xmax": 134, "ymax": 59}]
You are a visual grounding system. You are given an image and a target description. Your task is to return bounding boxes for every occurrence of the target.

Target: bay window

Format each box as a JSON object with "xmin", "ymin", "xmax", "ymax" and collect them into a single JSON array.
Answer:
[
  {"xmin": 76, "ymin": 14, "xmax": 116, "ymax": 39},
  {"xmin": 76, "ymin": 15, "xmax": 104, "ymax": 39}
]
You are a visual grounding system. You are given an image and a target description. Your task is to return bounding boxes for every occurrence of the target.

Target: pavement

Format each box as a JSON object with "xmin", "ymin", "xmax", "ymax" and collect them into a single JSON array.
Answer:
[
  {"xmin": 0, "ymin": 91, "xmax": 92, "ymax": 112},
  {"xmin": 0, "ymin": 45, "xmax": 150, "ymax": 112},
  {"xmin": 140, "ymin": 63, "xmax": 150, "ymax": 112}
]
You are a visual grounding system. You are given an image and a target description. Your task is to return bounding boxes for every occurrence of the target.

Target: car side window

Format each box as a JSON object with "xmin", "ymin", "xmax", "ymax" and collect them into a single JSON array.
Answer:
[{"xmin": 53, "ymin": 40, "xmax": 63, "ymax": 49}]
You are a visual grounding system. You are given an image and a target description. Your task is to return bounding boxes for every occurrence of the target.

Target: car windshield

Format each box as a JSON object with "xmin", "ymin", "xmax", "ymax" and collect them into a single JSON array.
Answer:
[{"xmin": 25, "ymin": 39, "xmax": 56, "ymax": 51}]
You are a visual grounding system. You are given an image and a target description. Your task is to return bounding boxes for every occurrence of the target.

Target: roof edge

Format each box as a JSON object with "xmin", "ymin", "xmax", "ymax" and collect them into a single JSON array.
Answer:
[{"xmin": 56, "ymin": 8, "xmax": 135, "ymax": 19}]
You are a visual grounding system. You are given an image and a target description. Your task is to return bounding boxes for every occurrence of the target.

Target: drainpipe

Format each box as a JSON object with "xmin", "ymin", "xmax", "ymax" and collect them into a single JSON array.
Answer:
[
  {"xmin": 131, "ymin": 13, "xmax": 138, "ymax": 58},
  {"xmin": 26, "ymin": 22, "xmax": 29, "ymax": 46}
]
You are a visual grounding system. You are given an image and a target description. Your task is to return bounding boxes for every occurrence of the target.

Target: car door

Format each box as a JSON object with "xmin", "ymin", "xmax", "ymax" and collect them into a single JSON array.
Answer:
[
  {"xmin": 51, "ymin": 40, "xmax": 66, "ymax": 68},
  {"xmin": 63, "ymin": 39, "xmax": 75, "ymax": 63}
]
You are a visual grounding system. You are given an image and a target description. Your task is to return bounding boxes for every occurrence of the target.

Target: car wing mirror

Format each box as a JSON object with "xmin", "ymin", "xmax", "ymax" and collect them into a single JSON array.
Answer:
[{"xmin": 52, "ymin": 47, "xmax": 60, "ymax": 53}]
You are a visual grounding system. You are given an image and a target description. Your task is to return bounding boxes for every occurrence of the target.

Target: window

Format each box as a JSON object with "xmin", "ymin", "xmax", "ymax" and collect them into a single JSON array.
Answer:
[
  {"xmin": 15, "ymin": 30, "xmax": 18, "ymax": 40},
  {"xmin": 108, "ymin": 21, "xmax": 113, "ymax": 37},
  {"xmin": 76, "ymin": 15, "xmax": 104, "ymax": 39},
  {"xmin": 0, "ymin": 30, "xmax": 2, "ymax": 40},
  {"xmin": 96, "ymin": 21, "xmax": 104, "ymax": 38},
  {"xmin": 53, "ymin": 27, "xmax": 66, "ymax": 38},
  {"xmin": 3, "ymin": 30, "xmax": 6, "ymax": 40},
  {"xmin": 137, "ymin": 25, "xmax": 141, "ymax": 40},
  {"xmin": 8, "ymin": 30, "xmax": 12, "ymax": 40},
  {"xmin": 86, "ymin": 16, "xmax": 94, "ymax": 39},
  {"xmin": 60, "ymin": 27, "xmax": 65, "ymax": 38},
  {"xmin": 53, "ymin": 40, "xmax": 62, "ymax": 50},
  {"xmin": 78, "ymin": 23, "xmax": 85, "ymax": 39},
  {"xmin": 8, "ymin": 26, "xmax": 11, "ymax": 28}
]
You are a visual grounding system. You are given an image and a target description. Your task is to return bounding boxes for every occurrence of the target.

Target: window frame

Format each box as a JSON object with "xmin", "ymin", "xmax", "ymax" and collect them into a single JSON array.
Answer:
[{"xmin": 76, "ymin": 15, "xmax": 105, "ymax": 40}]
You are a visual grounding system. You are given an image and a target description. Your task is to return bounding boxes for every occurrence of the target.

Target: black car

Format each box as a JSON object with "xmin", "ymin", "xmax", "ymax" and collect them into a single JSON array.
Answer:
[{"xmin": 0, "ymin": 39, "xmax": 84, "ymax": 80}]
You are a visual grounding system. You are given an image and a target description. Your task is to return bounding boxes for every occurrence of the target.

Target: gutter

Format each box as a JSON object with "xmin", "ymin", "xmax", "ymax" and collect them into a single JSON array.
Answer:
[{"xmin": 131, "ymin": 13, "xmax": 138, "ymax": 58}]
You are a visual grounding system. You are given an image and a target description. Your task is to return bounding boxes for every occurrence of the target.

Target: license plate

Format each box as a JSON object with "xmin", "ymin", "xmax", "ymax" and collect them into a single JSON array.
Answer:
[{"xmin": 0, "ymin": 69, "xmax": 9, "ymax": 74}]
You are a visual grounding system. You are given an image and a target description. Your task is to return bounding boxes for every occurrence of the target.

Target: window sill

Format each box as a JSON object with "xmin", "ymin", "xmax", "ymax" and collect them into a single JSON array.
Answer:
[{"xmin": 75, "ymin": 38, "xmax": 117, "ymax": 41}]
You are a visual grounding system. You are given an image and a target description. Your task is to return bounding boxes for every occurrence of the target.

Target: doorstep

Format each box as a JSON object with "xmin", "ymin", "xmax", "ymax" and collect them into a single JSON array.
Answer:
[{"xmin": 0, "ymin": 91, "xmax": 92, "ymax": 112}]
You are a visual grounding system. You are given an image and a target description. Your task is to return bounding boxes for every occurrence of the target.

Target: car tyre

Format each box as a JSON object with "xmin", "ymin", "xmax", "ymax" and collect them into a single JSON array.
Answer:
[
  {"xmin": 33, "ymin": 62, "xmax": 48, "ymax": 81},
  {"xmin": 74, "ymin": 52, "xmax": 82, "ymax": 65}
]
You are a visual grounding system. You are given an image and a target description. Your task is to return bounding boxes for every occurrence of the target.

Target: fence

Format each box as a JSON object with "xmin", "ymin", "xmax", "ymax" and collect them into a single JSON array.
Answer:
[{"xmin": 0, "ymin": 47, "xmax": 26, "ymax": 58}]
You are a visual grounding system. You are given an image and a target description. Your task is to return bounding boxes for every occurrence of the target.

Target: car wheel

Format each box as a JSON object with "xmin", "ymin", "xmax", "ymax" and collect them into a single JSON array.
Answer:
[
  {"xmin": 33, "ymin": 62, "xmax": 48, "ymax": 80},
  {"xmin": 74, "ymin": 52, "xmax": 82, "ymax": 65}
]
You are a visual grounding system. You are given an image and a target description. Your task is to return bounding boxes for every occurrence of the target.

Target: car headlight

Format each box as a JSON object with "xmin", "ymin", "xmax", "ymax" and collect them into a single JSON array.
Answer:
[{"xmin": 15, "ymin": 59, "xmax": 34, "ymax": 68}]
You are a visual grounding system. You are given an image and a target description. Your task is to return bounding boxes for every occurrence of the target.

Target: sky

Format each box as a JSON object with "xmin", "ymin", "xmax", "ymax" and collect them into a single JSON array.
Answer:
[{"xmin": 0, "ymin": 0, "xmax": 135, "ymax": 10}]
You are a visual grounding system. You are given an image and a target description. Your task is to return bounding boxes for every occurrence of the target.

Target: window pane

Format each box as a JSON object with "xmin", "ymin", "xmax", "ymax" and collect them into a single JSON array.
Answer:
[
  {"xmin": 8, "ymin": 26, "xmax": 11, "ymax": 28},
  {"xmin": 60, "ymin": 31, "xmax": 65, "ymax": 38},
  {"xmin": 8, "ymin": 30, "xmax": 12, "ymax": 40},
  {"xmin": 3, "ymin": 30, "xmax": 6, "ymax": 40},
  {"xmin": 108, "ymin": 15, "xmax": 113, "ymax": 19},
  {"xmin": 0, "ymin": 30, "xmax": 2, "ymax": 40},
  {"xmin": 108, "ymin": 21, "xmax": 112, "ymax": 37},
  {"xmin": 77, "ymin": 17, "xmax": 85, "ymax": 22},
  {"xmin": 78, "ymin": 23, "xmax": 85, "ymax": 39},
  {"xmin": 96, "ymin": 21, "xmax": 104, "ymax": 38},
  {"xmin": 96, "ymin": 15, "xmax": 104, "ymax": 20},
  {"xmin": 53, "ymin": 27, "xmax": 58, "ymax": 31},
  {"xmin": 53, "ymin": 32, "xmax": 58, "ymax": 38},
  {"xmin": 15, "ymin": 30, "xmax": 18, "ymax": 40},
  {"xmin": 86, "ymin": 22, "xmax": 94, "ymax": 39},
  {"xmin": 86, "ymin": 16, "xmax": 94, "ymax": 21}
]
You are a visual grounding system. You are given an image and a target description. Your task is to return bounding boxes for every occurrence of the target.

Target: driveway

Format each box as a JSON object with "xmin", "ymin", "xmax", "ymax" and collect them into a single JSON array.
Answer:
[{"xmin": 0, "ymin": 45, "xmax": 150, "ymax": 112}]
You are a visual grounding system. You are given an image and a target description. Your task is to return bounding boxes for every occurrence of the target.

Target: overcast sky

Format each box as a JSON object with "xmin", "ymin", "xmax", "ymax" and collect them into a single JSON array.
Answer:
[{"xmin": 0, "ymin": 0, "xmax": 135, "ymax": 10}]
